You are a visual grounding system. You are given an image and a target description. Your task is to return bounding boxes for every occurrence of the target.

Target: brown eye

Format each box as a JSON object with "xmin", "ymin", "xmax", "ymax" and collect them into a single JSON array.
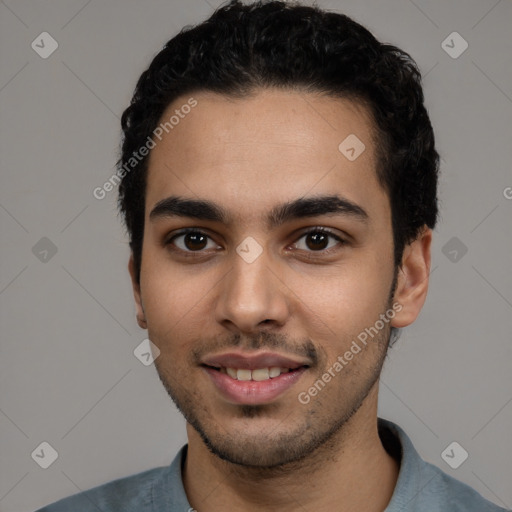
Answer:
[
  {"xmin": 167, "ymin": 230, "xmax": 218, "ymax": 252},
  {"xmin": 293, "ymin": 228, "xmax": 345, "ymax": 253},
  {"xmin": 305, "ymin": 231, "xmax": 329, "ymax": 250},
  {"xmin": 183, "ymin": 232, "xmax": 208, "ymax": 250}
]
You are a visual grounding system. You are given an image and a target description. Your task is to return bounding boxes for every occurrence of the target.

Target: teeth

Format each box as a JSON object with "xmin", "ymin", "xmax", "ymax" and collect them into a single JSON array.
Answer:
[
  {"xmin": 236, "ymin": 369, "xmax": 252, "ymax": 381},
  {"xmin": 252, "ymin": 368, "xmax": 269, "ymax": 381},
  {"xmin": 224, "ymin": 367, "xmax": 293, "ymax": 381},
  {"xmin": 269, "ymin": 367, "xmax": 281, "ymax": 378}
]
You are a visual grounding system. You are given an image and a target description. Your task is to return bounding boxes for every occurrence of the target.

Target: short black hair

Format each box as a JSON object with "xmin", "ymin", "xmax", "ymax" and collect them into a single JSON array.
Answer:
[{"xmin": 118, "ymin": 0, "xmax": 439, "ymax": 284}]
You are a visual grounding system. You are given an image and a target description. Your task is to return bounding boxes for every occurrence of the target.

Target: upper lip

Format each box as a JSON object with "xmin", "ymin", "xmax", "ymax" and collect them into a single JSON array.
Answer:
[{"xmin": 201, "ymin": 351, "xmax": 311, "ymax": 370}]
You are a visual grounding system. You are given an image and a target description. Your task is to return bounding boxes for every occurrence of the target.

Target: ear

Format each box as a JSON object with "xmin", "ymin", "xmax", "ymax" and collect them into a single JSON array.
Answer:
[
  {"xmin": 391, "ymin": 227, "xmax": 432, "ymax": 328},
  {"xmin": 128, "ymin": 254, "xmax": 147, "ymax": 329}
]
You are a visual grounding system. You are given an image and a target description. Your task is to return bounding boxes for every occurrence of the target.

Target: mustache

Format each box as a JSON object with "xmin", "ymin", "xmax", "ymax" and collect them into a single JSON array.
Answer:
[{"xmin": 190, "ymin": 331, "xmax": 319, "ymax": 367}]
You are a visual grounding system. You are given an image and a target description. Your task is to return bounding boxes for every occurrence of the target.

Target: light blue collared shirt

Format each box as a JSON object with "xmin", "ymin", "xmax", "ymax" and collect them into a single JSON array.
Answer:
[{"xmin": 35, "ymin": 418, "xmax": 509, "ymax": 511}]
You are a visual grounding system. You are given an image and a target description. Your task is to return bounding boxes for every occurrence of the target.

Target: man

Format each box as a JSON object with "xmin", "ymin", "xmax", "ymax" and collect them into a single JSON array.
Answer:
[{"xmin": 36, "ymin": 1, "xmax": 508, "ymax": 511}]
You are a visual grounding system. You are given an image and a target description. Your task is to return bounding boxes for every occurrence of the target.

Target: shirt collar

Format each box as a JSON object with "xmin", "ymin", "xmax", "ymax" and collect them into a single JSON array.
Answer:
[{"xmin": 153, "ymin": 417, "xmax": 425, "ymax": 511}]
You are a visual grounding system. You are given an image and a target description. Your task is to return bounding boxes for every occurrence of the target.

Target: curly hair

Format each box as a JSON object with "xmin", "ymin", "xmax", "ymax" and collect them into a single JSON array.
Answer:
[{"xmin": 118, "ymin": 0, "xmax": 439, "ymax": 284}]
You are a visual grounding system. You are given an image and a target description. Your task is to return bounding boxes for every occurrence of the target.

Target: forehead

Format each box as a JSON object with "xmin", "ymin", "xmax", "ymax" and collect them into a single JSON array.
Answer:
[{"xmin": 145, "ymin": 89, "xmax": 389, "ymax": 226}]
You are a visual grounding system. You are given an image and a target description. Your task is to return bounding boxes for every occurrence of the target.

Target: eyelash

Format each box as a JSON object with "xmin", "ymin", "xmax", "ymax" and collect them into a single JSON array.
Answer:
[{"xmin": 164, "ymin": 227, "xmax": 347, "ymax": 259}]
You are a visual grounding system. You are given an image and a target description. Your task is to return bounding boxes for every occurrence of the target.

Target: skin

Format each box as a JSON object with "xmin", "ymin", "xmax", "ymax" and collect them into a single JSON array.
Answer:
[{"xmin": 128, "ymin": 89, "xmax": 432, "ymax": 512}]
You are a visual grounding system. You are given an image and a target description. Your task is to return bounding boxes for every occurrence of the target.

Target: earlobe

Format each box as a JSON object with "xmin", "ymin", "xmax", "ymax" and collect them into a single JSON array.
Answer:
[
  {"xmin": 128, "ymin": 255, "xmax": 147, "ymax": 329},
  {"xmin": 391, "ymin": 227, "xmax": 432, "ymax": 328}
]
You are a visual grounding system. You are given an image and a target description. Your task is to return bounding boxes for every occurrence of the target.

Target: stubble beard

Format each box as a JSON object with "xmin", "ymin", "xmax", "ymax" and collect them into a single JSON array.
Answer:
[{"xmin": 153, "ymin": 320, "xmax": 392, "ymax": 472}]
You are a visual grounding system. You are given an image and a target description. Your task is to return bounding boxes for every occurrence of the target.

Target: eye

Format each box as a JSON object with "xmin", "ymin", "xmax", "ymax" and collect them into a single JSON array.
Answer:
[
  {"xmin": 292, "ymin": 227, "xmax": 345, "ymax": 253},
  {"xmin": 166, "ymin": 229, "xmax": 220, "ymax": 253},
  {"xmin": 165, "ymin": 226, "xmax": 346, "ymax": 258}
]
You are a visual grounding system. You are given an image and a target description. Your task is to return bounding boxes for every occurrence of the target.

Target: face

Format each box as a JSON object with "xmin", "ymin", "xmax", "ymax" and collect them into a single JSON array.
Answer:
[{"xmin": 129, "ymin": 89, "xmax": 430, "ymax": 468}]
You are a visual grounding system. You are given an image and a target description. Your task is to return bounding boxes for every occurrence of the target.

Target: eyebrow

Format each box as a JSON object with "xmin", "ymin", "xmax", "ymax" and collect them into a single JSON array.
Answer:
[{"xmin": 149, "ymin": 194, "xmax": 369, "ymax": 229}]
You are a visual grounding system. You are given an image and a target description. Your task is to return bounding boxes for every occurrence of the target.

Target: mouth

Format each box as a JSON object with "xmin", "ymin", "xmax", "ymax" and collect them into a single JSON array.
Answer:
[
  {"xmin": 200, "ymin": 351, "xmax": 311, "ymax": 405},
  {"xmin": 202, "ymin": 364, "xmax": 308, "ymax": 382}
]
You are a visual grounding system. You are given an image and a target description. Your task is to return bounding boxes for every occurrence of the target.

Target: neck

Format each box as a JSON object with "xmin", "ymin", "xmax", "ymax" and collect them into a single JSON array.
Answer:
[{"xmin": 183, "ymin": 384, "xmax": 399, "ymax": 512}]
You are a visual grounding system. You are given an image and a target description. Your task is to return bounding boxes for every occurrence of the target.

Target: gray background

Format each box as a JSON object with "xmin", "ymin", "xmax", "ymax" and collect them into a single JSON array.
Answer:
[{"xmin": 1, "ymin": 0, "xmax": 511, "ymax": 511}]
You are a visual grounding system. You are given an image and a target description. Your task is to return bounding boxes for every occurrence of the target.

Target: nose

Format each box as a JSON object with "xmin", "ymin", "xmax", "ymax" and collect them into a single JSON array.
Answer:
[{"xmin": 214, "ymin": 249, "xmax": 290, "ymax": 334}]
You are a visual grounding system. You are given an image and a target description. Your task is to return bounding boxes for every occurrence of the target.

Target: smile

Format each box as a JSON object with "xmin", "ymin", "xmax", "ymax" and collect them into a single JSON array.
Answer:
[
  {"xmin": 202, "ymin": 364, "xmax": 308, "ymax": 405},
  {"xmin": 204, "ymin": 365, "xmax": 304, "ymax": 381}
]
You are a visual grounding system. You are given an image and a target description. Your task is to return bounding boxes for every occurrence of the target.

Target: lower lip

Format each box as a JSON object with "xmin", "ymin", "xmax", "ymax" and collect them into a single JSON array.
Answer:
[{"xmin": 203, "ymin": 367, "xmax": 307, "ymax": 405}]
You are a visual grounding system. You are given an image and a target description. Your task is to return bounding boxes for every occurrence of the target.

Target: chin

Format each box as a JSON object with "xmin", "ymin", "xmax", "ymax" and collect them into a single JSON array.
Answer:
[{"xmin": 204, "ymin": 435, "xmax": 312, "ymax": 468}]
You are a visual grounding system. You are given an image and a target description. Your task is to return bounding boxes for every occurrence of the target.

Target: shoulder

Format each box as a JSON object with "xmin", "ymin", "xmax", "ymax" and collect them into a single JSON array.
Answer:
[
  {"xmin": 34, "ymin": 465, "xmax": 168, "ymax": 512},
  {"xmin": 418, "ymin": 459, "xmax": 509, "ymax": 512},
  {"xmin": 379, "ymin": 418, "xmax": 510, "ymax": 512}
]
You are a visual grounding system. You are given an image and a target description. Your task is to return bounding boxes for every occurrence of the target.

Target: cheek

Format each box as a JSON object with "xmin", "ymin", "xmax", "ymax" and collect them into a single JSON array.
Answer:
[
  {"xmin": 291, "ymin": 257, "xmax": 392, "ymax": 333},
  {"xmin": 139, "ymin": 256, "xmax": 210, "ymax": 351}
]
